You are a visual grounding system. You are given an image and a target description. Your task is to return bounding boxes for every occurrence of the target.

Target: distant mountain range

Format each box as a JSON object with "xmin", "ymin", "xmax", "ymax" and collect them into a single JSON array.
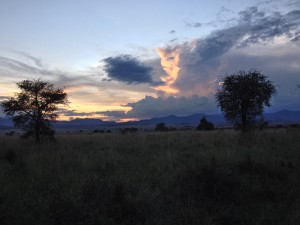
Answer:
[
  {"xmin": 1, "ymin": 110, "xmax": 300, "ymax": 129},
  {"xmin": 122, "ymin": 110, "xmax": 300, "ymax": 126}
]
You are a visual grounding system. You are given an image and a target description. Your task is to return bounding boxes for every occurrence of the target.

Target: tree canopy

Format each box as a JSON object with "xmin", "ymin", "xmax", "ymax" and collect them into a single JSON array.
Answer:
[
  {"xmin": 1, "ymin": 79, "xmax": 68, "ymax": 142},
  {"xmin": 216, "ymin": 69, "xmax": 276, "ymax": 131}
]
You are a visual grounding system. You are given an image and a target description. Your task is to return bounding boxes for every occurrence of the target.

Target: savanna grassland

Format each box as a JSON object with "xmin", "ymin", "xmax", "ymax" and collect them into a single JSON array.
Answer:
[{"xmin": 1, "ymin": 128, "xmax": 300, "ymax": 225}]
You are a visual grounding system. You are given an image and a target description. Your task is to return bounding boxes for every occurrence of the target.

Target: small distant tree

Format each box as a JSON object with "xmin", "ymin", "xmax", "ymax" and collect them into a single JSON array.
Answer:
[
  {"xmin": 1, "ymin": 79, "xmax": 68, "ymax": 142},
  {"xmin": 155, "ymin": 123, "xmax": 168, "ymax": 131},
  {"xmin": 216, "ymin": 69, "xmax": 276, "ymax": 131},
  {"xmin": 196, "ymin": 116, "xmax": 215, "ymax": 131}
]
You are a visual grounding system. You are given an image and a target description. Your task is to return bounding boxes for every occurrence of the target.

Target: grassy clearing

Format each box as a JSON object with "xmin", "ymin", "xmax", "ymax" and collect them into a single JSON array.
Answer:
[{"xmin": 0, "ymin": 129, "xmax": 300, "ymax": 225}]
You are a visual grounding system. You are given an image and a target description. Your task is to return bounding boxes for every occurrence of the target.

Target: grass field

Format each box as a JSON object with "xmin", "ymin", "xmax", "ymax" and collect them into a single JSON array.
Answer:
[{"xmin": 1, "ymin": 128, "xmax": 300, "ymax": 225}]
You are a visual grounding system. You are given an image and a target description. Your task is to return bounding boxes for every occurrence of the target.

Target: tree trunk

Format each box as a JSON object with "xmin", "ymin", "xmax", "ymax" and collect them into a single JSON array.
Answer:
[
  {"xmin": 35, "ymin": 130, "xmax": 40, "ymax": 143},
  {"xmin": 241, "ymin": 112, "xmax": 247, "ymax": 132}
]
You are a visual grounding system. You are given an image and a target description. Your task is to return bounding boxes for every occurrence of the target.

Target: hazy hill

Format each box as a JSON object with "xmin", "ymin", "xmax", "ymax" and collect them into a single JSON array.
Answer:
[
  {"xmin": 123, "ymin": 113, "xmax": 227, "ymax": 126},
  {"xmin": 264, "ymin": 110, "xmax": 300, "ymax": 123},
  {"xmin": 53, "ymin": 118, "xmax": 116, "ymax": 129},
  {"xmin": 1, "ymin": 110, "xmax": 300, "ymax": 129},
  {"xmin": 123, "ymin": 110, "xmax": 300, "ymax": 126}
]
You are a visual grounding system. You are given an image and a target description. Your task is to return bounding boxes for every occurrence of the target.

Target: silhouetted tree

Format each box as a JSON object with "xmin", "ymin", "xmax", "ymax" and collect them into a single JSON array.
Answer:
[
  {"xmin": 1, "ymin": 79, "xmax": 68, "ymax": 142},
  {"xmin": 196, "ymin": 116, "xmax": 215, "ymax": 130},
  {"xmin": 216, "ymin": 69, "xmax": 276, "ymax": 131},
  {"xmin": 155, "ymin": 123, "xmax": 168, "ymax": 131},
  {"xmin": 120, "ymin": 127, "xmax": 138, "ymax": 134}
]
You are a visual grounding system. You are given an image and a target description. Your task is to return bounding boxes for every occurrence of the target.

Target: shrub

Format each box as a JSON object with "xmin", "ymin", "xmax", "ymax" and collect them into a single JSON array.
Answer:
[
  {"xmin": 258, "ymin": 119, "xmax": 269, "ymax": 130},
  {"xmin": 120, "ymin": 127, "xmax": 138, "ymax": 134},
  {"xmin": 196, "ymin": 117, "xmax": 215, "ymax": 131},
  {"xmin": 290, "ymin": 123, "xmax": 299, "ymax": 128},
  {"xmin": 155, "ymin": 123, "xmax": 168, "ymax": 131},
  {"xmin": 93, "ymin": 129, "xmax": 105, "ymax": 133}
]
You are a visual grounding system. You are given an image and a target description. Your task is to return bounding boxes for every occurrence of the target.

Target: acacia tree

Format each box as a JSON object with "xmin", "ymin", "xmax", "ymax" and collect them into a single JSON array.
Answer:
[
  {"xmin": 1, "ymin": 79, "xmax": 68, "ymax": 142},
  {"xmin": 216, "ymin": 69, "xmax": 276, "ymax": 131}
]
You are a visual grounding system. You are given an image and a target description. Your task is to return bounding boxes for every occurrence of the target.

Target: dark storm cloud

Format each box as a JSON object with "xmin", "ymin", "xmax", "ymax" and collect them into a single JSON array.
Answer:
[
  {"xmin": 95, "ymin": 110, "xmax": 126, "ymax": 118},
  {"xmin": 286, "ymin": 0, "xmax": 300, "ymax": 8},
  {"xmin": 157, "ymin": 6, "xmax": 300, "ymax": 97},
  {"xmin": 197, "ymin": 7, "xmax": 300, "ymax": 60},
  {"xmin": 237, "ymin": 8, "xmax": 300, "ymax": 46},
  {"xmin": 56, "ymin": 109, "xmax": 93, "ymax": 117},
  {"xmin": 57, "ymin": 109, "xmax": 127, "ymax": 120},
  {"xmin": 183, "ymin": 7, "xmax": 299, "ymax": 63},
  {"xmin": 125, "ymin": 95, "xmax": 215, "ymax": 118},
  {"xmin": 103, "ymin": 54, "xmax": 159, "ymax": 85}
]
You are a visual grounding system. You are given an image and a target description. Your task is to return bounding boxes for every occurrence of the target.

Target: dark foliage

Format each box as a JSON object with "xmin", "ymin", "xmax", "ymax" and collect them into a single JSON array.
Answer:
[
  {"xmin": 120, "ymin": 127, "xmax": 138, "ymax": 134},
  {"xmin": 1, "ymin": 79, "xmax": 68, "ymax": 142},
  {"xmin": 93, "ymin": 129, "xmax": 105, "ymax": 133},
  {"xmin": 155, "ymin": 123, "xmax": 168, "ymax": 131},
  {"xmin": 216, "ymin": 69, "xmax": 276, "ymax": 131},
  {"xmin": 196, "ymin": 116, "xmax": 215, "ymax": 130},
  {"xmin": 290, "ymin": 123, "xmax": 300, "ymax": 128}
]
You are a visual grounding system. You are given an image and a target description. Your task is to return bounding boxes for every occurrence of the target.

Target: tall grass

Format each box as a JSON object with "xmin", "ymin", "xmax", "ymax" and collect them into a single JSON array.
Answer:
[{"xmin": 0, "ymin": 129, "xmax": 300, "ymax": 224}]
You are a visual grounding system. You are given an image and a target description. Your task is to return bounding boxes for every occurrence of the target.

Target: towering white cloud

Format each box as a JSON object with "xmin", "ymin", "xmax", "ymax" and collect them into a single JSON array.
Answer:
[{"xmin": 154, "ymin": 7, "xmax": 300, "ymax": 99}]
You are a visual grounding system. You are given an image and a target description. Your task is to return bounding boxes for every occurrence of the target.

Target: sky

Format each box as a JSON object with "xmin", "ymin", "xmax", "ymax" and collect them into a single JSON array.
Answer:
[{"xmin": 0, "ymin": 0, "xmax": 300, "ymax": 121}]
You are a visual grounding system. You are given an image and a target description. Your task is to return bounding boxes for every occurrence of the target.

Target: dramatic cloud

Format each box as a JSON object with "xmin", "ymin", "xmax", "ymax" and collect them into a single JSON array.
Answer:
[
  {"xmin": 102, "ymin": 54, "xmax": 160, "ymax": 85},
  {"xmin": 0, "ymin": 51, "xmax": 160, "ymax": 120},
  {"xmin": 155, "ymin": 7, "xmax": 300, "ymax": 99},
  {"xmin": 96, "ymin": 110, "xmax": 126, "ymax": 118},
  {"xmin": 155, "ymin": 47, "xmax": 181, "ymax": 94},
  {"xmin": 1, "ymin": 5, "xmax": 300, "ymax": 120},
  {"xmin": 57, "ymin": 108, "xmax": 128, "ymax": 121},
  {"xmin": 58, "ymin": 109, "xmax": 94, "ymax": 117},
  {"xmin": 125, "ymin": 95, "xmax": 216, "ymax": 118}
]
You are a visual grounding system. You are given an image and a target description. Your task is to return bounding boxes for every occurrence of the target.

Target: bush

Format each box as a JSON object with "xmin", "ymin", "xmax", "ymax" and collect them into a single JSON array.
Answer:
[
  {"xmin": 290, "ymin": 123, "xmax": 299, "ymax": 128},
  {"xmin": 155, "ymin": 123, "xmax": 168, "ymax": 131},
  {"xmin": 258, "ymin": 119, "xmax": 269, "ymax": 130},
  {"xmin": 93, "ymin": 129, "xmax": 105, "ymax": 133},
  {"xmin": 120, "ymin": 127, "xmax": 138, "ymax": 134},
  {"xmin": 196, "ymin": 117, "xmax": 215, "ymax": 131}
]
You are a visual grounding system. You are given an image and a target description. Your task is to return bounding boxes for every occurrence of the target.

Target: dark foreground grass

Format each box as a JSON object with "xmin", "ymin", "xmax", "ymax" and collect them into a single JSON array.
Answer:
[{"xmin": 1, "ymin": 129, "xmax": 300, "ymax": 225}]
